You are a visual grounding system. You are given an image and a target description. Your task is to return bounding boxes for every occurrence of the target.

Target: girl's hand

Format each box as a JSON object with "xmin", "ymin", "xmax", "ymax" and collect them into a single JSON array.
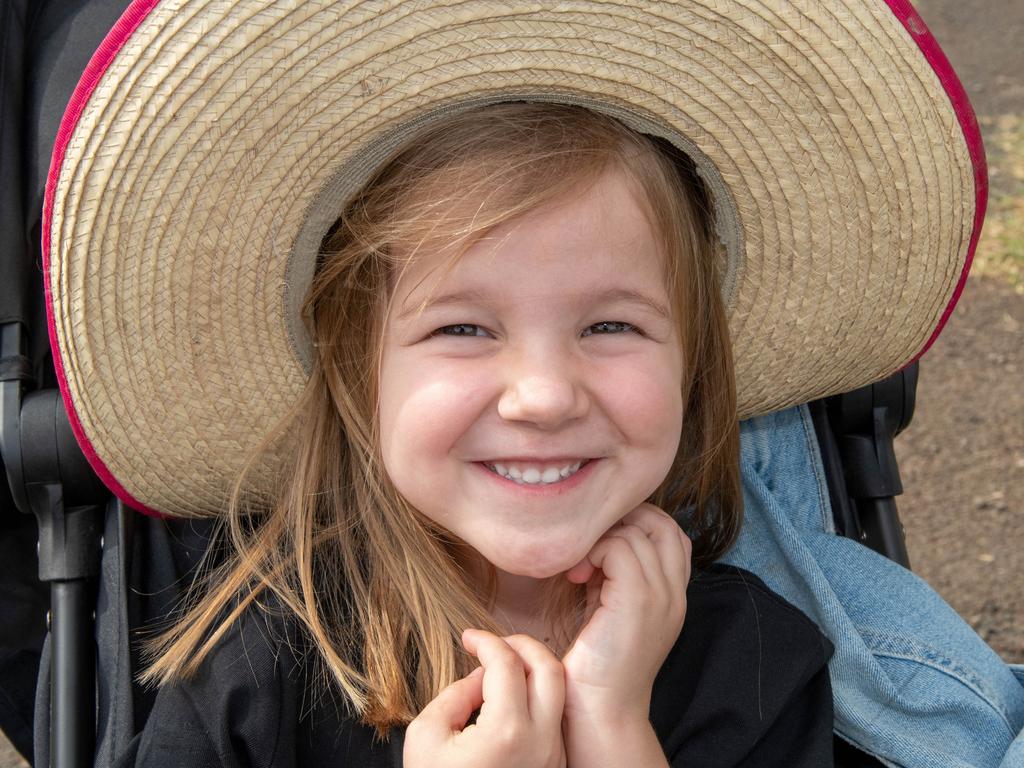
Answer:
[
  {"xmin": 403, "ymin": 629, "xmax": 566, "ymax": 768},
  {"xmin": 561, "ymin": 503, "xmax": 692, "ymax": 724}
]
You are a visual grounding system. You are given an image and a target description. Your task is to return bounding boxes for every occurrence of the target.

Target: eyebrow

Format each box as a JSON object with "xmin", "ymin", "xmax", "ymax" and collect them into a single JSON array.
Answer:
[
  {"xmin": 395, "ymin": 286, "xmax": 672, "ymax": 322},
  {"xmin": 607, "ymin": 287, "xmax": 673, "ymax": 320},
  {"xmin": 396, "ymin": 289, "xmax": 485, "ymax": 323}
]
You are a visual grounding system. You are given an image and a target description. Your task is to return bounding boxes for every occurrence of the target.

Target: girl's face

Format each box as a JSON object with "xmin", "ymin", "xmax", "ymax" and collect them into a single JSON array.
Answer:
[{"xmin": 379, "ymin": 165, "xmax": 684, "ymax": 580}]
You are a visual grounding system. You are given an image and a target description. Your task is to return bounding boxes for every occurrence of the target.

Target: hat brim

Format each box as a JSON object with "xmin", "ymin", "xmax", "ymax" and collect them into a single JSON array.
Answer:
[{"xmin": 44, "ymin": 0, "xmax": 985, "ymax": 517}]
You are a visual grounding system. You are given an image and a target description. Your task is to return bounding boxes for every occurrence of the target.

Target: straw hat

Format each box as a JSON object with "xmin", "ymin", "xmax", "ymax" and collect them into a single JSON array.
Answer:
[{"xmin": 44, "ymin": 0, "xmax": 985, "ymax": 518}]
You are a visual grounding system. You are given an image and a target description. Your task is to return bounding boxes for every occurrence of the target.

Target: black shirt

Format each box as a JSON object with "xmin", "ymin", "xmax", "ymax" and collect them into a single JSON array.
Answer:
[{"xmin": 116, "ymin": 564, "xmax": 834, "ymax": 767}]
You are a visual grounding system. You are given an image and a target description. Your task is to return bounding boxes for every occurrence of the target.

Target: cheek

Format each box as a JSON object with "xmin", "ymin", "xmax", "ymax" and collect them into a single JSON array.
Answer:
[
  {"xmin": 600, "ymin": 355, "xmax": 683, "ymax": 452},
  {"xmin": 378, "ymin": 356, "xmax": 492, "ymax": 472}
]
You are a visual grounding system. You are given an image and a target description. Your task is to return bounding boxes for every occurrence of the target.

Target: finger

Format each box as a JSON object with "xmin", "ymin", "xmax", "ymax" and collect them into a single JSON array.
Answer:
[
  {"xmin": 625, "ymin": 505, "xmax": 692, "ymax": 617},
  {"xmin": 462, "ymin": 629, "xmax": 529, "ymax": 723},
  {"xmin": 565, "ymin": 557, "xmax": 596, "ymax": 584},
  {"xmin": 414, "ymin": 668, "xmax": 484, "ymax": 734},
  {"xmin": 582, "ymin": 536, "xmax": 647, "ymax": 611},
  {"xmin": 583, "ymin": 568, "xmax": 603, "ymax": 621},
  {"xmin": 604, "ymin": 523, "xmax": 666, "ymax": 594},
  {"xmin": 501, "ymin": 634, "xmax": 565, "ymax": 729},
  {"xmin": 678, "ymin": 527, "xmax": 693, "ymax": 585},
  {"xmin": 568, "ymin": 504, "xmax": 681, "ymax": 586},
  {"xmin": 621, "ymin": 504, "xmax": 691, "ymax": 590},
  {"xmin": 567, "ymin": 516, "xmax": 653, "ymax": 588}
]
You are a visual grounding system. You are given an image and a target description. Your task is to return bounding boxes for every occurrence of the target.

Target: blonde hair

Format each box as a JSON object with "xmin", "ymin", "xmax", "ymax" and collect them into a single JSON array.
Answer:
[{"xmin": 141, "ymin": 102, "xmax": 741, "ymax": 735}]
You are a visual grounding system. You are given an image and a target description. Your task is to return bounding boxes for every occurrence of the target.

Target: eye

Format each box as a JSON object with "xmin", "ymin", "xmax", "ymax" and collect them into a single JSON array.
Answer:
[
  {"xmin": 582, "ymin": 321, "xmax": 639, "ymax": 336},
  {"xmin": 431, "ymin": 324, "xmax": 490, "ymax": 338}
]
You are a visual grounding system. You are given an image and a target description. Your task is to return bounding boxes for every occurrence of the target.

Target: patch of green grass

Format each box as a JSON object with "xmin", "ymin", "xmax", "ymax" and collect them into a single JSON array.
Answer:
[{"xmin": 976, "ymin": 115, "xmax": 1024, "ymax": 293}]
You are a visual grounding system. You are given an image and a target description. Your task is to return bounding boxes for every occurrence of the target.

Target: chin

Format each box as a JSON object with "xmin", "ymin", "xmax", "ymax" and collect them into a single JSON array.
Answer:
[
  {"xmin": 486, "ymin": 539, "xmax": 588, "ymax": 580},
  {"xmin": 498, "ymin": 560, "xmax": 566, "ymax": 580}
]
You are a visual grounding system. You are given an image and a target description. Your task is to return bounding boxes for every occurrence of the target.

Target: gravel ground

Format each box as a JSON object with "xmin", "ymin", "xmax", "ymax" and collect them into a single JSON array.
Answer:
[
  {"xmin": 897, "ymin": 274, "xmax": 1024, "ymax": 663},
  {"xmin": 894, "ymin": 0, "xmax": 1024, "ymax": 665}
]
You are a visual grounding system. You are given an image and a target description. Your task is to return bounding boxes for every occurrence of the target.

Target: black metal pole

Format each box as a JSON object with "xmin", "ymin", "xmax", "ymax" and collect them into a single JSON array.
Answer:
[
  {"xmin": 856, "ymin": 498, "xmax": 912, "ymax": 570},
  {"xmin": 16, "ymin": 388, "xmax": 108, "ymax": 768},
  {"xmin": 51, "ymin": 580, "xmax": 95, "ymax": 768},
  {"xmin": 822, "ymin": 363, "xmax": 918, "ymax": 568}
]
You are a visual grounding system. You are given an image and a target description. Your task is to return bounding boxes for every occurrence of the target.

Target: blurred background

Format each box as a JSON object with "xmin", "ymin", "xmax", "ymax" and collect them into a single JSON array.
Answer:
[
  {"xmin": 894, "ymin": 0, "xmax": 1024, "ymax": 666},
  {"xmin": 1, "ymin": 1, "xmax": 1020, "ymax": 766}
]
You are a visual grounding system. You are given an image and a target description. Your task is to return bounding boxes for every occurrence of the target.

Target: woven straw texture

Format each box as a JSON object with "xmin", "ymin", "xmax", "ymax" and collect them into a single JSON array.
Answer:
[{"xmin": 48, "ymin": 0, "xmax": 975, "ymax": 517}]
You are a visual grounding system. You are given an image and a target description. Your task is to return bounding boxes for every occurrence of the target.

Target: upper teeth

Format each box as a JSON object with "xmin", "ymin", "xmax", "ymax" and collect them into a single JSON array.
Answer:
[{"xmin": 488, "ymin": 461, "xmax": 584, "ymax": 485}]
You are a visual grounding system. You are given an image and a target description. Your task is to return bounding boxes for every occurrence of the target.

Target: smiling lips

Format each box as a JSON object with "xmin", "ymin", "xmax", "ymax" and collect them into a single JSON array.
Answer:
[{"xmin": 483, "ymin": 459, "xmax": 590, "ymax": 485}]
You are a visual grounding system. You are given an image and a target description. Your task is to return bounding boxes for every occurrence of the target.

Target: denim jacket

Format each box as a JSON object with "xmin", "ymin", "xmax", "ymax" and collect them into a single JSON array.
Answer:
[{"xmin": 720, "ymin": 405, "xmax": 1024, "ymax": 768}]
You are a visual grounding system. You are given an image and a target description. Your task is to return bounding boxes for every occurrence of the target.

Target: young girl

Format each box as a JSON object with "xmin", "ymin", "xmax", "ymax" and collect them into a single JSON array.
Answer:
[{"xmin": 120, "ymin": 102, "xmax": 834, "ymax": 767}]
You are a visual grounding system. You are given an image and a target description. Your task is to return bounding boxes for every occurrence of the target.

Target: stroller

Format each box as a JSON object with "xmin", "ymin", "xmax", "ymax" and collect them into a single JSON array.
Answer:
[{"xmin": 2, "ymin": 1, "xmax": 1023, "ymax": 766}]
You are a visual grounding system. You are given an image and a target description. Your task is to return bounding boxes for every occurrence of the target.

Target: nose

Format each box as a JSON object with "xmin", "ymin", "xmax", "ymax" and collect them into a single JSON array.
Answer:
[{"xmin": 496, "ymin": 349, "xmax": 589, "ymax": 429}]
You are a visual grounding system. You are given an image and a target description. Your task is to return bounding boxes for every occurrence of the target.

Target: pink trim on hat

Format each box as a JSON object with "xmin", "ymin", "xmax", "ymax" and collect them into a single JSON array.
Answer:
[
  {"xmin": 41, "ymin": 0, "xmax": 987, "ymax": 519},
  {"xmin": 42, "ymin": 0, "xmax": 165, "ymax": 518},
  {"xmin": 883, "ymin": 0, "xmax": 988, "ymax": 365}
]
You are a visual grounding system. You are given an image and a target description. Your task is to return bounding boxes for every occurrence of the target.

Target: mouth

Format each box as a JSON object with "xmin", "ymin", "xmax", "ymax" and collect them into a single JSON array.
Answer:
[{"xmin": 479, "ymin": 458, "xmax": 594, "ymax": 487}]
